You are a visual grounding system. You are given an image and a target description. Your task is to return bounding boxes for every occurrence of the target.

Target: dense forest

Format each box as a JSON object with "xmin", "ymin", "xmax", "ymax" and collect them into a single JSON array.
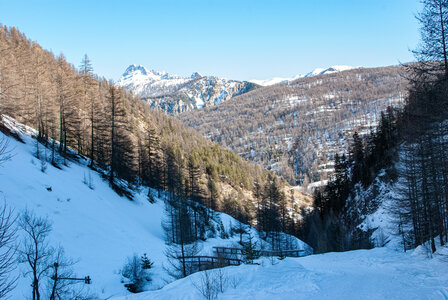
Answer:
[
  {"xmin": 180, "ymin": 66, "xmax": 408, "ymax": 186},
  {"xmin": 0, "ymin": 25, "xmax": 309, "ymax": 244},
  {"xmin": 298, "ymin": 107, "xmax": 399, "ymax": 253},
  {"xmin": 298, "ymin": 0, "xmax": 448, "ymax": 254},
  {"xmin": 301, "ymin": 78, "xmax": 448, "ymax": 254}
]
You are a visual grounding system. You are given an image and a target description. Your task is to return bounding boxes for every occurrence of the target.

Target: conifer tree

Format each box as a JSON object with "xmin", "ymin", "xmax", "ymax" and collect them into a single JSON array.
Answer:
[
  {"xmin": 413, "ymin": 0, "xmax": 448, "ymax": 80},
  {"xmin": 146, "ymin": 127, "xmax": 159, "ymax": 186},
  {"xmin": 106, "ymin": 84, "xmax": 135, "ymax": 183},
  {"xmin": 55, "ymin": 54, "xmax": 79, "ymax": 156},
  {"xmin": 350, "ymin": 132, "xmax": 368, "ymax": 185},
  {"xmin": 79, "ymin": 54, "xmax": 98, "ymax": 167}
]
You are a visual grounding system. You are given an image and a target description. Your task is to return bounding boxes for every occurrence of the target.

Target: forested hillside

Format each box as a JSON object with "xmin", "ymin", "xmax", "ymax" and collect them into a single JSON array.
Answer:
[
  {"xmin": 298, "ymin": 10, "xmax": 448, "ymax": 253},
  {"xmin": 300, "ymin": 74, "xmax": 448, "ymax": 254},
  {"xmin": 180, "ymin": 66, "xmax": 408, "ymax": 186},
  {"xmin": 0, "ymin": 25, "xmax": 310, "ymax": 236}
]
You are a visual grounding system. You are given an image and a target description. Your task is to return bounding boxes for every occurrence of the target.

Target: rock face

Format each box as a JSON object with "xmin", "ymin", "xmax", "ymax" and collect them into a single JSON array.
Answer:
[{"xmin": 118, "ymin": 65, "xmax": 257, "ymax": 115}]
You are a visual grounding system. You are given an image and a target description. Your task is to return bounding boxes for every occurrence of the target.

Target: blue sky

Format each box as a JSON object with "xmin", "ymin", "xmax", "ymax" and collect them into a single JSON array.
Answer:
[{"xmin": 0, "ymin": 0, "xmax": 421, "ymax": 81}]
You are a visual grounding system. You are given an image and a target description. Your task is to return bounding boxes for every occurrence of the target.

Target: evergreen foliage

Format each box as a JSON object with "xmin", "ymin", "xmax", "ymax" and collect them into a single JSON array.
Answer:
[
  {"xmin": 299, "ymin": 108, "xmax": 398, "ymax": 253},
  {"xmin": 122, "ymin": 254, "xmax": 152, "ymax": 293},
  {"xmin": 141, "ymin": 253, "xmax": 154, "ymax": 270},
  {"xmin": 301, "ymin": 0, "xmax": 448, "ymax": 253},
  {"xmin": 241, "ymin": 233, "xmax": 261, "ymax": 264}
]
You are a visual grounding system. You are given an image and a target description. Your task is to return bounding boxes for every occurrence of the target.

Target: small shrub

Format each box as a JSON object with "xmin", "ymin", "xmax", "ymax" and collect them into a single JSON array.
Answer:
[
  {"xmin": 121, "ymin": 254, "xmax": 152, "ymax": 293},
  {"xmin": 241, "ymin": 233, "xmax": 260, "ymax": 264}
]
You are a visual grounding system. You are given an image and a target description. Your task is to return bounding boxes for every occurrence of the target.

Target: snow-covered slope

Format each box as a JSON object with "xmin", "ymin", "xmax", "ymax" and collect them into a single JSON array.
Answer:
[
  {"xmin": 118, "ymin": 65, "xmax": 192, "ymax": 98},
  {"xmin": 0, "ymin": 116, "xmax": 168, "ymax": 298},
  {"xmin": 114, "ymin": 246, "xmax": 448, "ymax": 300},
  {"xmin": 249, "ymin": 65, "xmax": 356, "ymax": 87},
  {"xmin": 249, "ymin": 75, "xmax": 304, "ymax": 87},
  {"xmin": 305, "ymin": 65, "xmax": 355, "ymax": 78},
  {"xmin": 0, "ymin": 116, "xmax": 307, "ymax": 299},
  {"xmin": 118, "ymin": 65, "xmax": 257, "ymax": 115}
]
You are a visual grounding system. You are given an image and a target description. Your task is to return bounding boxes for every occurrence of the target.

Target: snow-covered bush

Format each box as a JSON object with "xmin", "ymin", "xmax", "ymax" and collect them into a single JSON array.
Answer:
[
  {"xmin": 192, "ymin": 270, "xmax": 220, "ymax": 300},
  {"xmin": 121, "ymin": 254, "xmax": 152, "ymax": 293}
]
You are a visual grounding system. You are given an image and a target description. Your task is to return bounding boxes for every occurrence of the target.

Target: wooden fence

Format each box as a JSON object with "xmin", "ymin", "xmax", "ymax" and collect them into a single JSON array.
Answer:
[
  {"xmin": 177, "ymin": 246, "xmax": 305, "ymax": 276},
  {"xmin": 213, "ymin": 246, "xmax": 305, "ymax": 258},
  {"xmin": 179, "ymin": 255, "xmax": 242, "ymax": 273}
]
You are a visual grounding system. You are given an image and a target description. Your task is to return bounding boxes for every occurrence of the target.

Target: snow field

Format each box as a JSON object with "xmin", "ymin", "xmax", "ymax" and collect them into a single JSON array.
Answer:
[
  {"xmin": 114, "ymin": 247, "xmax": 448, "ymax": 300},
  {"xmin": 0, "ymin": 118, "xmax": 305, "ymax": 299}
]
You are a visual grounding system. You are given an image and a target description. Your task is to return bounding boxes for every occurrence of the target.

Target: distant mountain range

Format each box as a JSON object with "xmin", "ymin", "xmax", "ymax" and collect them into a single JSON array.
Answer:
[
  {"xmin": 118, "ymin": 65, "xmax": 357, "ymax": 114},
  {"xmin": 117, "ymin": 65, "xmax": 257, "ymax": 115},
  {"xmin": 249, "ymin": 65, "xmax": 356, "ymax": 86}
]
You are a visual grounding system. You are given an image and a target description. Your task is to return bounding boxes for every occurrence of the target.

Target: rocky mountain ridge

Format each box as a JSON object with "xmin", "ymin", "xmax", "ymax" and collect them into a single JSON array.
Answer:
[{"xmin": 118, "ymin": 64, "xmax": 257, "ymax": 115}]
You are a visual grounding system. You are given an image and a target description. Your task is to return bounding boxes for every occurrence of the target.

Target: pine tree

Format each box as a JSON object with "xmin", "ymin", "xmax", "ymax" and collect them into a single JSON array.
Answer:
[
  {"xmin": 187, "ymin": 153, "xmax": 204, "ymax": 239},
  {"xmin": 141, "ymin": 253, "xmax": 154, "ymax": 270},
  {"xmin": 254, "ymin": 181, "xmax": 263, "ymax": 232},
  {"xmin": 331, "ymin": 154, "xmax": 349, "ymax": 211},
  {"xmin": 350, "ymin": 132, "xmax": 369, "ymax": 185},
  {"xmin": 413, "ymin": 0, "xmax": 448, "ymax": 80},
  {"xmin": 55, "ymin": 53, "xmax": 80, "ymax": 157},
  {"xmin": 106, "ymin": 84, "xmax": 135, "ymax": 184},
  {"xmin": 79, "ymin": 54, "xmax": 97, "ymax": 167},
  {"xmin": 145, "ymin": 127, "xmax": 161, "ymax": 189},
  {"xmin": 163, "ymin": 145, "xmax": 199, "ymax": 278},
  {"xmin": 207, "ymin": 177, "xmax": 219, "ymax": 212},
  {"xmin": 241, "ymin": 233, "xmax": 260, "ymax": 264}
]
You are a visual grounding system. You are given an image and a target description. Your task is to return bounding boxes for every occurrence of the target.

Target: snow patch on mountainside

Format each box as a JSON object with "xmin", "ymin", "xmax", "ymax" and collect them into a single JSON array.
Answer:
[
  {"xmin": 250, "ymin": 65, "xmax": 357, "ymax": 86},
  {"xmin": 250, "ymin": 75, "xmax": 304, "ymax": 87},
  {"xmin": 305, "ymin": 65, "xmax": 355, "ymax": 77}
]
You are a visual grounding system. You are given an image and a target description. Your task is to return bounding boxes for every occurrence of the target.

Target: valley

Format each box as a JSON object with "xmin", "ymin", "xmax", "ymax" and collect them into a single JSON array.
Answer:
[
  {"xmin": 179, "ymin": 66, "xmax": 407, "ymax": 187},
  {"xmin": 121, "ymin": 63, "xmax": 407, "ymax": 188},
  {"xmin": 0, "ymin": 1, "xmax": 447, "ymax": 299}
]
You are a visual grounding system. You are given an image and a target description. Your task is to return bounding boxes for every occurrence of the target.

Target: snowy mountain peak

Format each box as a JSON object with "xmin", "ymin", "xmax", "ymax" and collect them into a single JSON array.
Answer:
[
  {"xmin": 190, "ymin": 72, "xmax": 202, "ymax": 79},
  {"xmin": 118, "ymin": 65, "xmax": 256, "ymax": 114},
  {"xmin": 121, "ymin": 64, "xmax": 180, "ymax": 81},
  {"xmin": 249, "ymin": 75, "xmax": 304, "ymax": 87},
  {"xmin": 122, "ymin": 64, "xmax": 149, "ymax": 77}
]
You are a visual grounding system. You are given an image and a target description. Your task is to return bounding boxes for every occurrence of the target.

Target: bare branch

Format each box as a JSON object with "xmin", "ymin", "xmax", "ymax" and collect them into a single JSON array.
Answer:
[{"xmin": 0, "ymin": 201, "xmax": 18, "ymax": 299}]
